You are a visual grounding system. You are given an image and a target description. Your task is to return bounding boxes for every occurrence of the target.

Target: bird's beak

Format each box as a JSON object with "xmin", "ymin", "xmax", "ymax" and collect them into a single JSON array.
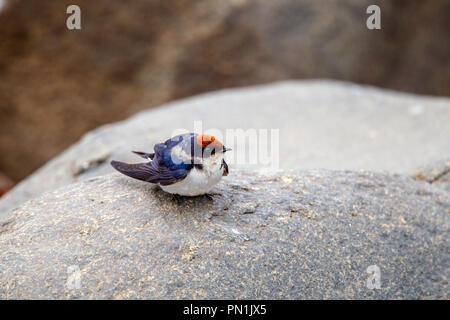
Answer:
[{"xmin": 222, "ymin": 147, "xmax": 232, "ymax": 153}]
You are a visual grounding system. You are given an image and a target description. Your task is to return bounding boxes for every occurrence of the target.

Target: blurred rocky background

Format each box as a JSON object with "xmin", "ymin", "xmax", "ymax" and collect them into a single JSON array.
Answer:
[{"xmin": 0, "ymin": 0, "xmax": 449, "ymax": 188}]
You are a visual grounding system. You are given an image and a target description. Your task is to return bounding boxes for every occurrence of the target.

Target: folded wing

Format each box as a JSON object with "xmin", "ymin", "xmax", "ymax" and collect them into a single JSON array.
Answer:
[
  {"xmin": 111, "ymin": 159, "xmax": 188, "ymax": 186},
  {"xmin": 111, "ymin": 135, "xmax": 192, "ymax": 185}
]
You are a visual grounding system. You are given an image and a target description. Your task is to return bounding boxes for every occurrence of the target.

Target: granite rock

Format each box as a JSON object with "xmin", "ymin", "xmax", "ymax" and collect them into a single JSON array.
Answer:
[
  {"xmin": 0, "ymin": 169, "xmax": 448, "ymax": 299},
  {"xmin": 1, "ymin": 81, "xmax": 449, "ymax": 218}
]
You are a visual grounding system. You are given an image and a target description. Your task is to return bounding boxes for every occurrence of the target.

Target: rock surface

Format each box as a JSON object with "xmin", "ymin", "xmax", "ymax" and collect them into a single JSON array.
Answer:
[
  {"xmin": 0, "ymin": 169, "xmax": 448, "ymax": 299},
  {"xmin": 412, "ymin": 158, "xmax": 450, "ymax": 193},
  {"xmin": 1, "ymin": 81, "xmax": 449, "ymax": 218}
]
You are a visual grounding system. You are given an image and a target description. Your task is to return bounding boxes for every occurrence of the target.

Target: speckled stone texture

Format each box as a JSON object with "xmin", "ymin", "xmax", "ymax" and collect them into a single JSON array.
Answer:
[
  {"xmin": 1, "ymin": 81, "xmax": 449, "ymax": 218},
  {"xmin": 412, "ymin": 158, "xmax": 450, "ymax": 193},
  {"xmin": 0, "ymin": 170, "xmax": 448, "ymax": 299}
]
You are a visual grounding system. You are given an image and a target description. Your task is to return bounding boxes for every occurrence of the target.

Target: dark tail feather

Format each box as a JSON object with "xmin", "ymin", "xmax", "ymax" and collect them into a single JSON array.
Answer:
[
  {"xmin": 111, "ymin": 160, "xmax": 157, "ymax": 183},
  {"xmin": 132, "ymin": 151, "xmax": 154, "ymax": 160}
]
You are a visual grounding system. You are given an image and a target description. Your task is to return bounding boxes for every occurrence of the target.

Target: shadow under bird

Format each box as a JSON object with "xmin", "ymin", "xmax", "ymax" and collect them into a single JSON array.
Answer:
[{"xmin": 111, "ymin": 133, "xmax": 231, "ymax": 196}]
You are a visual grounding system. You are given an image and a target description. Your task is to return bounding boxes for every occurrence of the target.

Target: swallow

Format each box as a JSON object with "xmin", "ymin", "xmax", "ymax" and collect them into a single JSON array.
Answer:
[{"xmin": 111, "ymin": 133, "xmax": 231, "ymax": 196}]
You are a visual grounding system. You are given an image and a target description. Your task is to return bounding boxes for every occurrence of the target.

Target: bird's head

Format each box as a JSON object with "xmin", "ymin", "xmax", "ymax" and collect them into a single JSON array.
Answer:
[
  {"xmin": 167, "ymin": 133, "xmax": 231, "ymax": 165},
  {"xmin": 195, "ymin": 134, "xmax": 231, "ymax": 158}
]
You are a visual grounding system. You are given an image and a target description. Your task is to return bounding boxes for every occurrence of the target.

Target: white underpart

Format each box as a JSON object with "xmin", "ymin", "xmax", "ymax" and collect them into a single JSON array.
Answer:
[{"xmin": 161, "ymin": 151, "xmax": 225, "ymax": 196}]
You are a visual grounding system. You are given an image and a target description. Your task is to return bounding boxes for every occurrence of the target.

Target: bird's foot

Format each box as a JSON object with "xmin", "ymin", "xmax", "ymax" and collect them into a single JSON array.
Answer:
[
  {"xmin": 171, "ymin": 194, "xmax": 184, "ymax": 203},
  {"xmin": 204, "ymin": 193, "xmax": 222, "ymax": 201},
  {"xmin": 204, "ymin": 194, "xmax": 214, "ymax": 201}
]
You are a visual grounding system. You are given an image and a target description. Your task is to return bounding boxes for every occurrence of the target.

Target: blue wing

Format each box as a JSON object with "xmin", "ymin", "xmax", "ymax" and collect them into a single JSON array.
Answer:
[{"xmin": 111, "ymin": 135, "xmax": 193, "ymax": 186}]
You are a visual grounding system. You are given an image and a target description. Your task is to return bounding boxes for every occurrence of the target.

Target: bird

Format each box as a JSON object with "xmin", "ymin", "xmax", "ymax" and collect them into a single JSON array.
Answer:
[{"xmin": 110, "ymin": 133, "xmax": 231, "ymax": 196}]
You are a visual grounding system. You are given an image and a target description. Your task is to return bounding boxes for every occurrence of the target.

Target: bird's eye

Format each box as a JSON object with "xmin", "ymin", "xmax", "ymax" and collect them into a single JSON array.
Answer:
[{"xmin": 201, "ymin": 145, "xmax": 216, "ymax": 158}]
